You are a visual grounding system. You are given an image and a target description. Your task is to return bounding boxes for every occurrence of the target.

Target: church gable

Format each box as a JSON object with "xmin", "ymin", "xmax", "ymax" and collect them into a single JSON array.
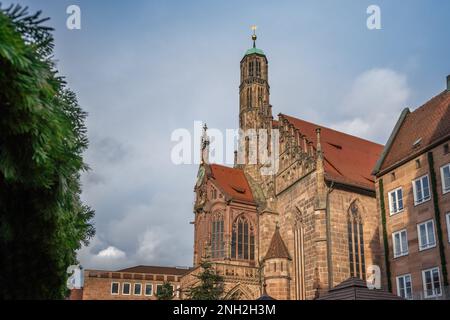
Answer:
[{"xmin": 208, "ymin": 164, "xmax": 255, "ymax": 203}]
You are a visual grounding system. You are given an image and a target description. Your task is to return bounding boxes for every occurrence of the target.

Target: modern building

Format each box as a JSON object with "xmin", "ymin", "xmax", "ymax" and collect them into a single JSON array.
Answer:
[{"xmin": 372, "ymin": 77, "xmax": 450, "ymax": 300}]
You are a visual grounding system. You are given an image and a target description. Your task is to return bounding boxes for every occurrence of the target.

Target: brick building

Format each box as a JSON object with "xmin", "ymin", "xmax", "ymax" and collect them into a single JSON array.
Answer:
[
  {"xmin": 372, "ymin": 78, "xmax": 450, "ymax": 299},
  {"xmin": 74, "ymin": 266, "xmax": 190, "ymax": 300}
]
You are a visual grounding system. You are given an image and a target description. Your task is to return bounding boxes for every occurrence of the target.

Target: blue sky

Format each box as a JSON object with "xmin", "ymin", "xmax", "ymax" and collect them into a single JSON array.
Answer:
[{"xmin": 4, "ymin": 0, "xmax": 449, "ymax": 269}]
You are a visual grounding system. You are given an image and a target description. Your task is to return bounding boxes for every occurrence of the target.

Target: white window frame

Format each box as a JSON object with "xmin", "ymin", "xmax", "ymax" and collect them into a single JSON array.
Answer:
[
  {"xmin": 111, "ymin": 282, "xmax": 120, "ymax": 295},
  {"xmin": 133, "ymin": 283, "xmax": 142, "ymax": 296},
  {"xmin": 388, "ymin": 187, "xmax": 404, "ymax": 215},
  {"xmin": 441, "ymin": 163, "xmax": 450, "ymax": 194},
  {"xmin": 446, "ymin": 213, "xmax": 450, "ymax": 244},
  {"xmin": 122, "ymin": 282, "xmax": 131, "ymax": 295},
  {"xmin": 417, "ymin": 219, "xmax": 436, "ymax": 251},
  {"xmin": 412, "ymin": 175, "xmax": 431, "ymax": 205},
  {"xmin": 396, "ymin": 274, "xmax": 413, "ymax": 300},
  {"xmin": 422, "ymin": 267, "xmax": 442, "ymax": 298},
  {"xmin": 144, "ymin": 283, "xmax": 153, "ymax": 296},
  {"xmin": 392, "ymin": 229, "xmax": 408, "ymax": 258}
]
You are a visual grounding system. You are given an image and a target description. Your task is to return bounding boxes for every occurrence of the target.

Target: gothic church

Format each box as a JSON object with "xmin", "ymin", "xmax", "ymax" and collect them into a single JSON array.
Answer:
[{"xmin": 181, "ymin": 32, "xmax": 385, "ymax": 300}]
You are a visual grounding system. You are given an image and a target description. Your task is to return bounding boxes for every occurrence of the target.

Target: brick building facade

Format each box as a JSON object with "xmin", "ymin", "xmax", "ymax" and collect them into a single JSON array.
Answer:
[
  {"xmin": 77, "ymin": 266, "xmax": 190, "ymax": 300},
  {"xmin": 373, "ymin": 80, "xmax": 450, "ymax": 299}
]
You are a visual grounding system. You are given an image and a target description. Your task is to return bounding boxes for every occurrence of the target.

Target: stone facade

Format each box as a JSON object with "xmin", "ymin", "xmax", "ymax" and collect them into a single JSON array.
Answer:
[{"xmin": 185, "ymin": 38, "xmax": 385, "ymax": 300}]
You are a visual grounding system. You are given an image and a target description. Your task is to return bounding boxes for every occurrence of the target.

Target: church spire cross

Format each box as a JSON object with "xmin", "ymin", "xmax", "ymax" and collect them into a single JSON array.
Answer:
[{"xmin": 251, "ymin": 25, "xmax": 257, "ymax": 48}]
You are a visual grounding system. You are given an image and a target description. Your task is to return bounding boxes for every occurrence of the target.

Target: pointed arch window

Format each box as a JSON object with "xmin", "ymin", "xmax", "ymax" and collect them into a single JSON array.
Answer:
[
  {"xmin": 348, "ymin": 201, "xmax": 366, "ymax": 279},
  {"xmin": 231, "ymin": 215, "xmax": 255, "ymax": 260},
  {"xmin": 246, "ymin": 87, "xmax": 252, "ymax": 108},
  {"xmin": 211, "ymin": 213, "xmax": 224, "ymax": 259},
  {"xmin": 248, "ymin": 61, "xmax": 254, "ymax": 77},
  {"xmin": 293, "ymin": 212, "xmax": 306, "ymax": 300},
  {"xmin": 256, "ymin": 60, "xmax": 261, "ymax": 77}
]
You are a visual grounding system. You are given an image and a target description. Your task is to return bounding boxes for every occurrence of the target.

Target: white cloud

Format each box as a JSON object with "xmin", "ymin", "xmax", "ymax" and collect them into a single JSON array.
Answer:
[
  {"xmin": 77, "ymin": 236, "xmax": 130, "ymax": 270},
  {"xmin": 97, "ymin": 246, "xmax": 126, "ymax": 259},
  {"xmin": 332, "ymin": 68, "xmax": 410, "ymax": 144}
]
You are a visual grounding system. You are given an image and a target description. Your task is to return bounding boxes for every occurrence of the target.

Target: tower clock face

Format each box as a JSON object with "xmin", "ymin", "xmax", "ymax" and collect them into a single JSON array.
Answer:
[{"xmin": 196, "ymin": 166, "xmax": 205, "ymax": 187}]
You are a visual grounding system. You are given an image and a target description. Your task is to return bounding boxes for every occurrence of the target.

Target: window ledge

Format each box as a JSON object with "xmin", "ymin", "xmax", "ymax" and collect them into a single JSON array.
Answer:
[
  {"xmin": 393, "ymin": 252, "xmax": 409, "ymax": 259},
  {"xmin": 419, "ymin": 244, "xmax": 437, "ymax": 252},
  {"xmin": 390, "ymin": 209, "xmax": 405, "ymax": 217},
  {"xmin": 414, "ymin": 197, "xmax": 431, "ymax": 207}
]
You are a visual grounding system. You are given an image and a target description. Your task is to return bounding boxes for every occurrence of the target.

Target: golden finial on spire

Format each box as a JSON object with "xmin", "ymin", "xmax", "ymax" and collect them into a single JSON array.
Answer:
[{"xmin": 251, "ymin": 25, "xmax": 257, "ymax": 48}]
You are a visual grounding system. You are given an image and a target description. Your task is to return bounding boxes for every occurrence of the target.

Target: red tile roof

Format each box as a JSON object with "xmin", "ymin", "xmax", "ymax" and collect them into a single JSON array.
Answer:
[
  {"xmin": 264, "ymin": 226, "xmax": 291, "ymax": 260},
  {"xmin": 117, "ymin": 265, "xmax": 191, "ymax": 276},
  {"xmin": 377, "ymin": 90, "xmax": 450, "ymax": 173},
  {"xmin": 281, "ymin": 114, "xmax": 384, "ymax": 191},
  {"xmin": 209, "ymin": 164, "xmax": 255, "ymax": 203}
]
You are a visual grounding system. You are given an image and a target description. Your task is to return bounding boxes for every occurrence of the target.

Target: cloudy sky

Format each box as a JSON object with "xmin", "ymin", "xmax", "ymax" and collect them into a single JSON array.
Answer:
[{"xmin": 6, "ymin": 0, "xmax": 450, "ymax": 269}]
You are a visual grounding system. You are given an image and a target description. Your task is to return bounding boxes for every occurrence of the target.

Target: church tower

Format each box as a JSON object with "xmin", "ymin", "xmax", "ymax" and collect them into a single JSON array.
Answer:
[
  {"xmin": 239, "ymin": 26, "xmax": 272, "ymax": 132},
  {"xmin": 238, "ymin": 27, "xmax": 274, "ymax": 183}
]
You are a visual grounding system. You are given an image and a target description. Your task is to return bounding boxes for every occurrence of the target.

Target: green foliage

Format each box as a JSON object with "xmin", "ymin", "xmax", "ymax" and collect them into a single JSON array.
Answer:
[
  {"xmin": 0, "ymin": 5, "xmax": 95, "ymax": 299},
  {"xmin": 156, "ymin": 281, "xmax": 174, "ymax": 300},
  {"xmin": 378, "ymin": 179, "xmax": 392, "ymax": 292},
  {"xmin": 185, "ymin": 259, "xmax": 225, "ymax": 300}
]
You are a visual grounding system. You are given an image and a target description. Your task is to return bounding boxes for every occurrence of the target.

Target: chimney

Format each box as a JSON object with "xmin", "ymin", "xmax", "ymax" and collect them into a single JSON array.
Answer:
[{"xmin": 447, "ymin": 75, "xmax": 450, "ymax": 91}]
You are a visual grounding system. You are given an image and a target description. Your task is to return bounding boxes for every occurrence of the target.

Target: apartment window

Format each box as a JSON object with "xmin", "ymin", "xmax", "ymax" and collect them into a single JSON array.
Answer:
[
  {"xmin": 441, "ymin": 163, "xmax": 450, "ymax": 194},
  {"xmin": 417, "ymin": 220, "xmax": 436, "ymax": 251},
  {"xmin": 388, "ymin": 187, "xmax": 404, "ymax": 215},
  {"xmin": 392, "ymin": 229, "xmax": 408, "ymax": 258},
  {"xmin": 122, "ymin": 282, "xmax": 131, "ymax": 295},
  {"xmin": 446, "ymin": 213, "xmax": 450, "ymax": 243},
  {"xmin": 111, "ymin": 282, "xmax": 120, "ymax": 295},
  {"xmin": 396, "ymin": 274, "xmax": 412, "ymax": 300},
  {"xmin": 412, "ymin": 175, "xmax": 431, "ymax": 205},
  {"xmin": 145, "ymin": 283, "xmax": 153, "ymax": 296},
  {"xmin": 156, "ymin": 284, "xmax": 163, "ymax": 296},
  {"xmin": 422, "ymin": 267, "xmax": 442, "ymax": 298},
  {"xmin": 134, "ymin": 283, "xmax": 142, "ymax": 295}
]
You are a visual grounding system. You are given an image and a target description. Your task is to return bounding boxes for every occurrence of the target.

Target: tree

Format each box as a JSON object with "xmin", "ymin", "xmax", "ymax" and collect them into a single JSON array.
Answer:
[
  {"xmin": 156, "ymin": 281, "xmax": 174, "ymax": 300},
  {"xmin": 0, "ymin": 5, "xmax": 94, "ymax": 299},
  {"xmin": 185, "ymin": 259, "xmax": 225, "ymax": 300}
]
